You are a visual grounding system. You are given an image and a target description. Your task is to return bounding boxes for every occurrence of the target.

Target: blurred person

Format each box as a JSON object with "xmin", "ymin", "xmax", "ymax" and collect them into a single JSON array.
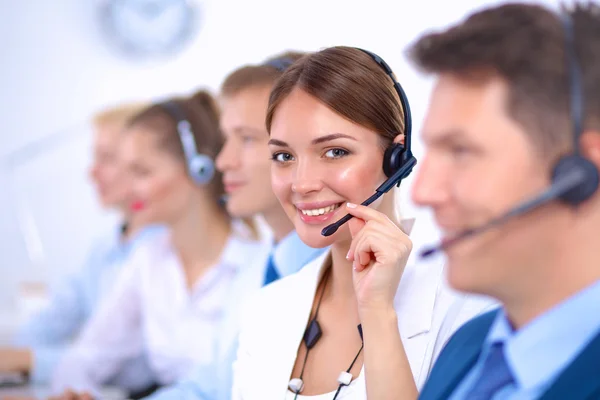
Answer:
[
  {"xmin": 0, "ymin": 101, "xmax": 159, "ymax": 392},
  {"xmin": 409, "ymin": 3, "xmax": 600, "ymax": 399},
  {"xmin": 49, "ymin": 90, "xmax": 271, "ymax": 398},
  {"xmin": 230, "ymin": 46, "xmax": 496, "ymax": 400},
  {"xmin": 141, "ymin": 51, "xmax": 328, "ymax": 400}
]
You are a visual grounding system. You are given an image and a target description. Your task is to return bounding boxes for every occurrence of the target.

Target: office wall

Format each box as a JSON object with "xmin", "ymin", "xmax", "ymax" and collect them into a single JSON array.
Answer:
[{"xmin": 0, "ymin": 0, "xmax": 558, "ymax": 313}]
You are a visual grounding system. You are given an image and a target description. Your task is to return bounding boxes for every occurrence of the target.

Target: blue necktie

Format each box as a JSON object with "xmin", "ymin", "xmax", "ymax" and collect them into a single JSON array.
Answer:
[
  {"xmin": 263, "ymin": 253, "xmax": 280, "ymax": 286},
  {"xmin": 466, "ymin": 342, "xmax": 515, "ymax": 400}
]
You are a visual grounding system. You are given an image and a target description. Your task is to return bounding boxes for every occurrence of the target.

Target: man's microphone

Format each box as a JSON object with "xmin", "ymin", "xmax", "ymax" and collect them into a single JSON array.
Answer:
[{"xmin": 419, "ymin": 166, "xmax": 588, "ymax": 258}]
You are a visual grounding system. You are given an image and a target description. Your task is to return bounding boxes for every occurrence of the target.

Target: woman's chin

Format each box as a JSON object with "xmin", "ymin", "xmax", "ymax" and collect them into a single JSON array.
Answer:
[{"xmin": 295, "ymin": 224, "xmax": 349, "ymax": 249}]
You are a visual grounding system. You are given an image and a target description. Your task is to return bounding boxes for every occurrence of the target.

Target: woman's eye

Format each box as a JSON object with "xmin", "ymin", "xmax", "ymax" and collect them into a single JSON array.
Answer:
[
  {"xmin": 324, "ymin": 148, "xmax": 349, "ymax": 159},
  {"xmin": 271, "ymin": 152, "xmax": 294, "ymax": 163}
]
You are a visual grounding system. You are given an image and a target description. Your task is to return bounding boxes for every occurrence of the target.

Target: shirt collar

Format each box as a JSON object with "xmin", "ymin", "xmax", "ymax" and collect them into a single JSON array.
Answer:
[
  {"xmin": 218, "ymin": 233, "xmax": 266, "ymax": 273},
  {"xmin": 485, "ymin": 278, "xmax": 600, "ymax": 390},
  {"xmin": 110, "ymin": 222, "xmax": 165, "ymax": 253},
  {"xmin": 272, "ymin": 231, "xmax": 327, "ymax": 278},
  {"xmin": 270, "ymin": 216, "xmax": 417, "ymax": 280}
]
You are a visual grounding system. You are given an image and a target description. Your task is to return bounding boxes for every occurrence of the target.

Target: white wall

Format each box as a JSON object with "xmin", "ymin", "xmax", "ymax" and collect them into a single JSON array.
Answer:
[{"xmin": 0, "ymin": 0, "xmax": 559, "ymax": 312}]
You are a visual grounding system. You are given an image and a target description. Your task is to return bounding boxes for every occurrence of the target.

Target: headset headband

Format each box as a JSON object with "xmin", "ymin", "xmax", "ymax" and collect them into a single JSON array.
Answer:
[{"xmin": 355, "ymin": 48, "xmax": 413, "ymax": 154}]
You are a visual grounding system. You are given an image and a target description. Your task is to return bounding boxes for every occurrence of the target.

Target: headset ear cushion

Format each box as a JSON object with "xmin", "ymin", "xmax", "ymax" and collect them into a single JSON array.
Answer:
[
  {"xmin": 552, "ymin": 154, "xmax": 599, "ymax": 205},
  {"xmin": 189, "ymin": 154, "xmax": 215, "ymax": 185},
  {"xmin": 383, "ymin": 144, "xmax": 406, "ymax": 177}
]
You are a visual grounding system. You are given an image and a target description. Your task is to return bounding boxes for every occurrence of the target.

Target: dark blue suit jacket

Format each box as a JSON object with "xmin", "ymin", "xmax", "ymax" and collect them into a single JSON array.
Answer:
[{"xmin": 418, "ymin": 310, "xmax": 600, "ymax": 400}]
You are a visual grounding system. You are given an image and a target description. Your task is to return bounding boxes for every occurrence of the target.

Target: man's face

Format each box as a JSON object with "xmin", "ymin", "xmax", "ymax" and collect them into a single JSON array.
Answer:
[
  {"xmin": 412, "ymin": 74, "xmax": 562, "ymax": 296},
  {"xmin": 216, "ymin": 85, "xmax": 281, "ymax": 218}
]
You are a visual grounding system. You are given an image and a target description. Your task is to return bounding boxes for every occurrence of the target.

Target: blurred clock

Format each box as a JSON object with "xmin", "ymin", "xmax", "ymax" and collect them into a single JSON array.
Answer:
[{"xmin": 99, "ymin": 0, "xmax": 202, "ymax": 60}]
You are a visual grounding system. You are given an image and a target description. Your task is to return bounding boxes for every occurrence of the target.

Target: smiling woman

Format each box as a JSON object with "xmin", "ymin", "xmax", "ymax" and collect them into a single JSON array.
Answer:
[{"xmin": 231, "ymin": 46, "xmax": 496, "ymax": 400}]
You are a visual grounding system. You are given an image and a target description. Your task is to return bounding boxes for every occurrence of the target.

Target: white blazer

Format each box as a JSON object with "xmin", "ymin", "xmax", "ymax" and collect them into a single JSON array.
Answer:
[{"xmin": 231, "ymin": 221, "xmax": 497, "ymax": 400}]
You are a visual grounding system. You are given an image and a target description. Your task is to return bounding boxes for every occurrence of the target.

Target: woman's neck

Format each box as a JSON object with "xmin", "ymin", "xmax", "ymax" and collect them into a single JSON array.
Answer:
[
  {"xmin": 170, "ymin": 199, "xmax": 232, "ymax": 282},
  {"xmin": 329, "ymin": 240, "xmax": 357, "ymax": 302}
]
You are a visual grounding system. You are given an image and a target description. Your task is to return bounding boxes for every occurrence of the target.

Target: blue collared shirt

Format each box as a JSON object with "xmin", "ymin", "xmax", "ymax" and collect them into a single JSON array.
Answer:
[
  {"xmin": 147, "ymin": 231, "xmax": 327, "ymax": 400},
  {"xmin": 449, "ymin": 278, "xmax": 600, "ymax": 400},
  {"xmin": 13, "ymin": 223, "xmax": 162, "ymax": 385}
]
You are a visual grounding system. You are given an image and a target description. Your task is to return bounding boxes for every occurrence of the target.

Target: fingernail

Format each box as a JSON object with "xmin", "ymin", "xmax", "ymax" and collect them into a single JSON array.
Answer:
[
  {"xmin": 347, "ymin": 202, "xmax": 357, "ymax": 208},
  {"xmin": 346, "ymin": 250, "xmax": 351, "ymax": 259}
]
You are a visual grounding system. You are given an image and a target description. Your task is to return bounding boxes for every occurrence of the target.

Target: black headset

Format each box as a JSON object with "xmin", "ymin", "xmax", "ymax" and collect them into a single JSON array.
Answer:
[
  {"xmin": 265, "ymin": 57, "xmax": 295, "ymax": 72},
  {"xmin": 421, "ymin": 10, "xmax": 600, "ymax": 258},
  {"xmin": 358, "ymin": 48, "xmax": 417, "ymax": 181},
  {"xmin": 158, "ymin": 100, "xmax": 215, "ymax": 185},
  {"xmin": 551, "ymin": 12, "xmax": 599, "ymax": 205},
  {"xmin": 322, "ymin": 48, "xmax": 417, "ymax": 236}
]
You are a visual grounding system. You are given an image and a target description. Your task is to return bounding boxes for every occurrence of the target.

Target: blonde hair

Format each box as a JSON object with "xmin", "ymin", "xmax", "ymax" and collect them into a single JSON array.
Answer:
[{"xmin": 92, "ymin": 101, "xmax": 150, "ymax": 129}]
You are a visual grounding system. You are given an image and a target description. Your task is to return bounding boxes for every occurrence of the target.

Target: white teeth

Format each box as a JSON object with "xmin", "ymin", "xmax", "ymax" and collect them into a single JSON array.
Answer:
[{"xmin": 300, "ymin": 204, "xmax": 340, "ymax": 216}]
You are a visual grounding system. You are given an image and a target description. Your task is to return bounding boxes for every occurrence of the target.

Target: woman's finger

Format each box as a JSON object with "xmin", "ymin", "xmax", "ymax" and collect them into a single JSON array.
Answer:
[{"xmin": 344, "ymin": 203, "xmax": 395, "ymax": 225}]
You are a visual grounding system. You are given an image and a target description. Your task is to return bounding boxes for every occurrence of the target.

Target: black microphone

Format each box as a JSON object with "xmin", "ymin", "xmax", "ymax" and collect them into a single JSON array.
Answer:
[
  {"xmin": 321, "ymin": 157, "xmax": 417, "ymax": 236},
  {"xmin": 219, "ymin": 195, "xmax": 229, "ymax": 207},
  {"xmin": 419, "ymin": 167, "xmax": 587, "ymax": 258}
]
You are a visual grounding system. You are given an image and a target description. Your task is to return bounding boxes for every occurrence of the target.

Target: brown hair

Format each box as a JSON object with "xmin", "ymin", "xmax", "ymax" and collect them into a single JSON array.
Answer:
[
  {"xmin": 220, "ymin": 51, "xmax": 307, "ymax": 97},
  {"xmin": 407, "ymin": 2, "xmax": 600, "ymax": 158},
  {"xmin": 127, "ymin": 89, "xmax": 225, "ymax": 203},
  {"xmin": 265, "ymin": 46, "xmax": 405, "ymax": 151}
]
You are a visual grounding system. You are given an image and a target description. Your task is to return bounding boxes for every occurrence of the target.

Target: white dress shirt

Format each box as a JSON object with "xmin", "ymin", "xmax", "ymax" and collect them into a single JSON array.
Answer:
[
  {"xmin": 232, "ymin": 218, "xmax": 498, "ymax": 400},
  {"xmin": 51, "ymin": 229, "xmax": 271, "ymax": 396}
]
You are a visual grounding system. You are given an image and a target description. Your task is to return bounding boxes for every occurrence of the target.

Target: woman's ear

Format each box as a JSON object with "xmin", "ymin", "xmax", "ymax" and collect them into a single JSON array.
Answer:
[{"xmin": 393, "ymin": 134, "xmax": 405, "ymax": 146}]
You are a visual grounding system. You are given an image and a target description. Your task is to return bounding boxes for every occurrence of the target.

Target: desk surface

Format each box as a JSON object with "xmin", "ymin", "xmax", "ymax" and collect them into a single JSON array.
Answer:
[{"xmin": 0, "ymin": 385, "xmax": 127, "ymax": 399}]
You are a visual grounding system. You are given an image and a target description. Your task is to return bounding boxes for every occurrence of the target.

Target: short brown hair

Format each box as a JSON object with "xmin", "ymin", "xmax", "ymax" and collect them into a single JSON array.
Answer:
[
  {"xmin": 220, "ymin": 51, "xmax": 307, "ymax": 97},
  {"xmin": 127, "ymin": 90, "xmax": 225, "ymax": 203},
  {"xmin": 266, "ymin": 46, "xmax": 405, "ymax": 151},
  {"xmin": 407, "ymin": 2, "xmax": 600, "ymax": 158}
]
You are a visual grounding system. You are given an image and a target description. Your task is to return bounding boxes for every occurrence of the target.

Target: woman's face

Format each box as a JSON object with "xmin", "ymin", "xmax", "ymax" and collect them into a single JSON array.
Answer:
[
  {"xmin": 89, "ymin": 122, "xmax": 126, "ymax": 208},
  {"xmin": 269, "ymin": 88, "xmax": 388, "ymax": 248},
  {"xmin": 120, "ymin": 125, "xmax": 198, "ymax": 226}
]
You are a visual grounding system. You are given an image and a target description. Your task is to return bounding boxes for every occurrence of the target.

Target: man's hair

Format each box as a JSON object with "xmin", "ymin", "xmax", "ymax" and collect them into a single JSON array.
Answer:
[
  {"xmin": 220, "ymin": 51, "xmax": 307, "ymax": 96},
  {"xmin": 407, "ymin": 2, "xmax": 600, "ymax": 158}
]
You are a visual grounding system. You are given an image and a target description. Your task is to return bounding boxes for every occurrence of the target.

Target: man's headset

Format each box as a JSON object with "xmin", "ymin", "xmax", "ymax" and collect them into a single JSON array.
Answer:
[
  {"xmin": 265, "ymin": 57, "xmax": 295, "ymax": 72},
  {"xmin": 321, "ymin": 48, "xmax": 417, "ymax": 236},
  {"xmin": 420, "ymin": 11, "xmax": 600, "ymax": 258},
  {"xmin": 158, "ymin": 100, "xmax": 216, "ymax": 185}
]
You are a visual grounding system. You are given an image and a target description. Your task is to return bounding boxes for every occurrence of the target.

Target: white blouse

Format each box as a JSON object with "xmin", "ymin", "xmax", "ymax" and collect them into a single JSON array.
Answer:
[
  {"xmin": 232, "ymin": 219, "xmax": 498, "ymax": 400},
  {"xmin": 51, "ymin": 229, "xmax": 271, "ymax": 395}
]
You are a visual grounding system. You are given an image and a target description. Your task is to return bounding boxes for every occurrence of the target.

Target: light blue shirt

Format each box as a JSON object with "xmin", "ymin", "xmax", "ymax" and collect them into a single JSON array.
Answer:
[
  {"xmin": 449, "ymin": 278, "xmax": 600, "ymax": 400},
  {"xmin": 13, "ymin": 223, "xmax": 162, "ymax": 386},
  {"xmin": 146, "ymin": 231, "xmax": 327, "ymax": 400}
]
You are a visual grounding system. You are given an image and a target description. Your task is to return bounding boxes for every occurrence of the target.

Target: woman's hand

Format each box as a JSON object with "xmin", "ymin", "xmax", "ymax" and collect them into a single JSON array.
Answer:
[
  {"xmin": 47, "ymin": 389, "xmax": 94, "ymax": 400},
  {"xmin": 0, "ymin": 348, "xmax": 31, "ymax": 373},
  {"xmin": 345, "ymin": 202, "xmax": 412, "ymax": 314}
]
